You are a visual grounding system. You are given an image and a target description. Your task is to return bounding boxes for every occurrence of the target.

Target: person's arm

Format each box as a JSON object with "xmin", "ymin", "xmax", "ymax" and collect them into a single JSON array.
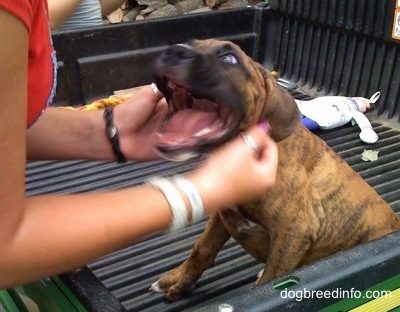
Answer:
[
  {"xmin": 0, "ymin": 8, "xmax": 278, "ymax": 289},
  {"xmin": 3, "ymin": 124, "xmax": 277, "ymax": 289},
  {"xmin": 26, "ymin": 86, "xmax": 166, "ymax": 161},
  {"xmin": 47, "ymin": 0, "xmax": 81, "ymax": 29}
]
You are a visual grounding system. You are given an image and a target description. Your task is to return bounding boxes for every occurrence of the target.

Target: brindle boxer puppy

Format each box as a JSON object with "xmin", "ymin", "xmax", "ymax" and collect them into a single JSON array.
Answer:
[{"xmin": 150, "ymin": 39, "xmax": 400, "ymax": 301}]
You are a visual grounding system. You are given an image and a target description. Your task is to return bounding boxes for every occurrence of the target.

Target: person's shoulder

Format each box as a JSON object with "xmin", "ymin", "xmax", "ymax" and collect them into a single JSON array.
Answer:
[{"xmin": 0, "ymin": 0, "xmax": 44, "ymax": 31}]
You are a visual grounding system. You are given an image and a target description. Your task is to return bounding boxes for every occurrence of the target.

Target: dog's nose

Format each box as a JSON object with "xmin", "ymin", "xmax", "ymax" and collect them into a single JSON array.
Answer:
[{"xmin": 164, "ymin": 44, "xmax": 196, "ymax": 63}]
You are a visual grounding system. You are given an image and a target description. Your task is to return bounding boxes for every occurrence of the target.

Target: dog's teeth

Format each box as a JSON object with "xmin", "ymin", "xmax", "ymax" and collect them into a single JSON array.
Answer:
[
  {"xmin": 193, "ymin": 127, "xmax": 213, "ymax": 137},
  {"xmin": 193, "ymin": 120, "xmax": 223, "ymax": 137},
  {"xmin": 167, "ymin": 80, "xmax": 176, "ymax": 89}
]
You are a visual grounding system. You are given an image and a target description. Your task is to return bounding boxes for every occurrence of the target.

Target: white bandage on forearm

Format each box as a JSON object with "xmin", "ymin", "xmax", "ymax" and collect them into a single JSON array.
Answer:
[
  {"xmin": 173, "ymin": 176, "xmax": 204, "ymax": 224},
  {"xmin": 147, "ymin": 177, "xmax": 188, "ymax": 232}
]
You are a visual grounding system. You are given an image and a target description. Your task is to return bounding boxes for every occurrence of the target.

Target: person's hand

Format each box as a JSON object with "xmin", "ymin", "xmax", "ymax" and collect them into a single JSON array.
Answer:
[
  {"xmin": 188, "ymin": 124, "xmax": 278, "ymax": 212},
  {"xmin": 113, "ymin": 85, "xmax": 168, "ymax": 161}
]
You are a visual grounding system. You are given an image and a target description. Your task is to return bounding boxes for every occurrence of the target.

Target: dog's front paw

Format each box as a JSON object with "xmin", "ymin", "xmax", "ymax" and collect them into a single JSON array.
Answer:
[{"xmin": 149, "ymin": 261, "xmax": 200, "ymax": 301}]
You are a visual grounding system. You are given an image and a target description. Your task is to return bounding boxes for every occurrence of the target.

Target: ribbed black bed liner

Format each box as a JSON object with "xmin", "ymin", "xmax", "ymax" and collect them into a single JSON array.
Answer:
[{"xmin": 25, "ymin": 91, "xmax": 400, "ymax": 312}]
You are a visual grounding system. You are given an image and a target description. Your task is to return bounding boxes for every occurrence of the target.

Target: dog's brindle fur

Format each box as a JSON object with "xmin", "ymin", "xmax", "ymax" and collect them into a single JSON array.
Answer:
[{"xmin": 151, "ymin": 39, "xmax": 400, "ymax": 301}]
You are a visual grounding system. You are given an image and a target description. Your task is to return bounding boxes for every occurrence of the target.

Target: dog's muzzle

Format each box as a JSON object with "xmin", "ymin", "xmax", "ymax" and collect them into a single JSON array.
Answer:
[{"xmin": 152, "ymin": 43, "xmax": 246, "ymax": 161}]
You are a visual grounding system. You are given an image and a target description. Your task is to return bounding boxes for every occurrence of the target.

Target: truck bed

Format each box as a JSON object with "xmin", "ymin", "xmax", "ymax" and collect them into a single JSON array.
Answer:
[{"xmin": 24, "ymin": 1, "xmax": 400, "ymax": 311}]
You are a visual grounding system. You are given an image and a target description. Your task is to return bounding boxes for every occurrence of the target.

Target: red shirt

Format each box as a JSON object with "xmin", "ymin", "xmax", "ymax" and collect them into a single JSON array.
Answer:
[{"xmin": 0, "ymin": 0, "xmax": 56, "ymax": 128}]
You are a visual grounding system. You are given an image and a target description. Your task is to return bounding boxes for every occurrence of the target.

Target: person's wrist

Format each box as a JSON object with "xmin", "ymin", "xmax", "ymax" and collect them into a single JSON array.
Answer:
[
  {"xmin": 103, "ymin": 106, "xmax": 127, "ymax": 163},
  {"xmin": 112, "ymin": 101, "xmax": 128, "ymax": 135},
  {"xmin": 146, "ymin": 175, "xmax": 207, "ymax": 231},
  {"xmin": 147, "ymin": 177, "xmax": 189, "ymax": 232},
  {"xmin": 172, "ymin": 176, "xmax": 203, "ymax": 224},
  {"xmin": 185, "ymin": 170, "xmax": 223, "ymax": 215}
]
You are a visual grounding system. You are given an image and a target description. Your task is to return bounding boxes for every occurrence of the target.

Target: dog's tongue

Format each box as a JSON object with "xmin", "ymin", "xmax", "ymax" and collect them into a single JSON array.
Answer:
[
  {"xmin": 158, "ymin": 109, "xmax": 222, "ymax": 145},
  {"xmin": 169, "ymin": 109, "xmax": 219, "ymax": 137}
]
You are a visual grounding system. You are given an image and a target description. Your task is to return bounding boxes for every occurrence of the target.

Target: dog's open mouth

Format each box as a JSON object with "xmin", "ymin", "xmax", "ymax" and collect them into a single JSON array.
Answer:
[{"xmin": 154, "ymin": 77, "xmax": 241, "ymax": 161}]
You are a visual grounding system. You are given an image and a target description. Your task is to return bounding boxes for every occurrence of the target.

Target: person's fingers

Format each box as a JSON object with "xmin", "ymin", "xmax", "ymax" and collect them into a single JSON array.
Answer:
[
  {"xmin": 239, "ymin": 122, "xmax": 272, "ymax": 158},
  {"xmin": 120, "ymin": 84, "xmax": 164, "ymax": 109},
  {"xmin": 257, "ymin": 133, "xmax": 278, "ymax": 169},
  {"xmin": 138, "ymin": 85, "xmax": 166, "ymax": 121},
  {"xmin": 129, "ymin": 84, "xmax": 165, "ymax": 107},
  {"xmin": 239, "ymin": 123, "xmax": 278, "ymax": 183},
  {"xmin": 115, "ymin": 85, "xmax": 166, "ymax": 132}
]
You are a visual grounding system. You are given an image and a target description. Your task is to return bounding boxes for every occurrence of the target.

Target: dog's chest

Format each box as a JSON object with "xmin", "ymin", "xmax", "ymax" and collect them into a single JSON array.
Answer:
[
  {"xmin": 219, "ymin": 204, "xmax": 269, "ymax": 237},
  {"xmin": 219, "ymin": 205, "xmax": 270, "ymax": 262},
  {"xmin": 220, "ymin": 206, "xmax": 260, "ymax": 230}
]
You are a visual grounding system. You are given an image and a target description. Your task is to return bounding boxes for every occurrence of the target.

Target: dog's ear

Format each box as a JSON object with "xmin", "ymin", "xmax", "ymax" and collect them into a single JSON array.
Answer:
[{"xmin": 257, "ymin": 64, "xmax": 301, "ymax": 142}]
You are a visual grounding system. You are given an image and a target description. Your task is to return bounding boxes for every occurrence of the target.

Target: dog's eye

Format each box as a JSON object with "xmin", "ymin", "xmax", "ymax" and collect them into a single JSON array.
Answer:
[{"xmin": 220, "ymin": 53, "xmax": 238, "ymax": 64}]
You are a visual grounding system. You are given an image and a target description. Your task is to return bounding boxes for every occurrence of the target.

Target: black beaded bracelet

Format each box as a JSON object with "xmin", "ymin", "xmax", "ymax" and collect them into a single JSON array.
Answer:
[{"xmin": 103, "ymin": 106, "xmax": 127, "ymax": 163}]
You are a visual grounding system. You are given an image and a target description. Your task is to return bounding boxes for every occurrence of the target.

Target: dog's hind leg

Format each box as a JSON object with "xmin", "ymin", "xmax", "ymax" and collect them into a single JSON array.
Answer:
[{"xmin": 150, "ymin": 212, "xmax": 231, "ymax": 301}]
